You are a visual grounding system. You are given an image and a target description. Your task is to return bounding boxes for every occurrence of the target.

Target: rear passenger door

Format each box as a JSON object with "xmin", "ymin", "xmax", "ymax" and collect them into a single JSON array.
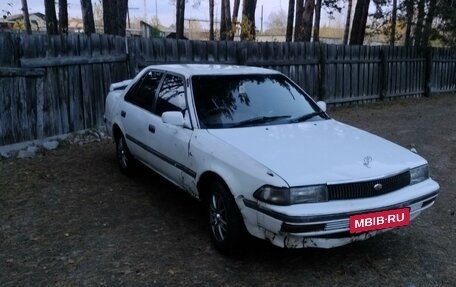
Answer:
[{"xmin": 120, "ymin": 70, "xmax": 163, "ymax": 167}]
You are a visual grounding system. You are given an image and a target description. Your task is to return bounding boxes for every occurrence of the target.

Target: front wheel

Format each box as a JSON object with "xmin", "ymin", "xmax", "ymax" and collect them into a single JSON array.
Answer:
[{"xmin": 207, "ymin": 180, "xmax": 246, "ymax": 254}]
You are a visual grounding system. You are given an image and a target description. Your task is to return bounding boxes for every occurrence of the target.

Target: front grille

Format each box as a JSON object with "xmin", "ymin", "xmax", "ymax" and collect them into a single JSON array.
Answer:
[{"xmin": 327, "ymin": 171, "xmax": 411, "ymax": 200}]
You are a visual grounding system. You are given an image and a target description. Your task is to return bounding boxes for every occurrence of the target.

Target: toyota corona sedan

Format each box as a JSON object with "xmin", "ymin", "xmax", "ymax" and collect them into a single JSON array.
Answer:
[{"xmin": 104, "ymin": 64, "xmax": 439, "ymax": 253}]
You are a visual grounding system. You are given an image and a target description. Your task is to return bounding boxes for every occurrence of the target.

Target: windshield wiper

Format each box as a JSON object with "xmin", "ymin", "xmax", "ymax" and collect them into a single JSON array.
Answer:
[
  {"xmin": 290, "ymin": 111, "xmax": 328, "ymax": 123},
  {"xmin": 232, "ymin": 115, "xmax": 291, "ymax": 128}
]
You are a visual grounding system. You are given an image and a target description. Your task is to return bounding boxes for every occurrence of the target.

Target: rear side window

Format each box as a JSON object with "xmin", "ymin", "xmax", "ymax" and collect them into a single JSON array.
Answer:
[
  {"xmin": 125, "ymin": 71, "xmax": 162, "ymax": 112},
  {"xmin": 155, "ymin": 74, "xmax": 187, "ymax": 116}
]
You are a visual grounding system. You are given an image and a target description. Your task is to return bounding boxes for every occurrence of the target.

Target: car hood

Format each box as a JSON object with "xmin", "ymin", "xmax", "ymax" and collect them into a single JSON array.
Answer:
[{"xmin": 207, "ymin": 119, "xmax": 426, "ymax": 187}]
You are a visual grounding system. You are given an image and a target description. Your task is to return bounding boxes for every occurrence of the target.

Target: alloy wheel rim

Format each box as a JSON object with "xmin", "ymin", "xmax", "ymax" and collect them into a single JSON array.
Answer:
[
  {"xmin": 118, "ymin": 138, "xmax": 128, "ymax": 168},
  {"xmin": 209, "ymin": 192, "xmax": 228, "ymax": 242}
]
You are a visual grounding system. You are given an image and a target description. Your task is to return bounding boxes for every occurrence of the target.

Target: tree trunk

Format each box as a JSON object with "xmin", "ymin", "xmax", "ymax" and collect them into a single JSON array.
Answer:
[
  {"xmin": 286, "ymin": 0, "xmax": 295, "ymax": 42},
  {"xmin": 59, "ymin": 0, "xmax": 68, "ymax": 34},
  {"xmin": 232, "ymin": 0, "xmax": 241, "ymax": 22},
  {"xmin": 102, "ymin": 0, "xmax": 110, "ymax": 33},
  {"xmin": 44, "ymin": 0, "xmax": 58, "ymax": 34},
  {"xmin": 209, "ymin": 0, "xmax": 214, "ymax": 40},
  {"xmin": 415, "ymin": 0, "xmax": 426, "ymax": 46},
  {"xmin": 343, "ymin": 0, "xmax": 352, "ymax": 45},
  {"xmin": 349, "ymin": 0, "xmax": 370, "ymax": 45},
  {"xmin": 404, "ymin": 0, "xmax": 413, "ymax": 46},
  {"xmin": 389, "ymin": 0, "xmax": 397, "ymax": 46},
  {"xmin": 80, "ymin": 0, "xmax": 95, "ymax": 34},
  {"xmin": 103, "ymin": 0, "xmax": 116, "ymax": 35},
  {"xmin": 422, "ymin": 0, "xmax": 436, "ymax": 47},
  {"xmin": 220, "ymin": 0, "xmax": 231, "ymax": 40},
  {"xmin": 230, "ymin": 0, "xmax": 241, "ymax": 40},
  {"xmin": 176, "ymin": 0, "xmax": 186, "ymax": 39},
  {"xmin": 21, "ymin": 0, "xmax": 31, "ymax": 34},
  {"xmin": 116, "ymin": 0, "xmax": 128, "ymax": 37},
  {"xmin": 313, "ymin": 0, "xmax": 321, "ymax": 42},
  {"xmin": 302, "ymin": 0, "xmax": 315, "ymax": 42},
  {"xmin": 221, "ymin": 0, "xmax": 226, "ymax": 40},
  {"xmin": 224, "ymin": 0, "xmax": 232, "ymax": 40},
  {"xmin": 102, "ymin": 0, "xmax": 128, "ymax": 36},
  {"xmin": 241, "ymin": 0, "xmax": 257, "ymax": 40},
  {"xmin": 294, "ymin": 0, "xmax": 304, "ymax": 41},
  {"xmin": 228, "ymin": 0, "xmax": 241, "ymax": 41}
]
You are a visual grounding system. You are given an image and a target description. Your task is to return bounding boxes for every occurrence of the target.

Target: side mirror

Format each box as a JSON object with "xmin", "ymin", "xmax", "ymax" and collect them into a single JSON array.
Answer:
[
  {"xmin": 162, "ymin": 111, "xmax": 185, "ymax": 127},
  {"xmin": 316, "ymin": 101, "xmax": 327, "ymax": 112}
]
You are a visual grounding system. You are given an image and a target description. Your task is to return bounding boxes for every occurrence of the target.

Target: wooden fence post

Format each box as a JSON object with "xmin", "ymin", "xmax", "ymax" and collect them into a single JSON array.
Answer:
[
  {"xmin": 318, "ymin": 43, "xmax": 326, "ymax": 101},
  {"xmin": 236, "ymin": 42, "xmax": 247, "ymax": 65},
  {"xmin": 425, "ymin": 47, "xmax": 433, "ymax": 97},
  {"xmin": 379, "ymin": 49, "xmax": 387, "ymax": 100},
  {"xmin": 36, "ymin": 75, "xmax": 44, "ymax": 139}
]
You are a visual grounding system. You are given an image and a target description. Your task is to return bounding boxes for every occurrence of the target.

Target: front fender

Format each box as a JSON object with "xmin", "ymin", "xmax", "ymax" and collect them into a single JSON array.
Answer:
[{"xmin": 190, "ymin": 130, "xmax": 288, "ymax": 200}]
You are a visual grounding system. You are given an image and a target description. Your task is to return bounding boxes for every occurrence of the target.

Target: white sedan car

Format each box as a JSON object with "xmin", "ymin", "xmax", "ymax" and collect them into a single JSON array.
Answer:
[{"xmin": 104, "ymin": 64, "xmax": 439, "ymax": 253}]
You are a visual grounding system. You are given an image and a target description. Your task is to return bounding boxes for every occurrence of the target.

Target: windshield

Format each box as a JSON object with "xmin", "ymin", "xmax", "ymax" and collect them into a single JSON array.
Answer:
[{"xmin": 192, "ymin": 74, "xmax": 325, "ymax": 128}]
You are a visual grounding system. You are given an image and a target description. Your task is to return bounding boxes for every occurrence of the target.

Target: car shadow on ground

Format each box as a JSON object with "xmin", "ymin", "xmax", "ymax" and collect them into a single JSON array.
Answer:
[
  {"xmin": 119, "ymin": 160, "xmax": 426, "ymax": 285},
  {"xmin": 120, "ymin": 155, "xmax": 403, "ymax": 262}
]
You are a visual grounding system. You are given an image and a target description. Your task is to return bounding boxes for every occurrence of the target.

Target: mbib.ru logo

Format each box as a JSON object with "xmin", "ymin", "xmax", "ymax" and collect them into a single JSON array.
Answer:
[{"xmin": 350, "ymin": 208, "xmax": 410, "ymax": 233}]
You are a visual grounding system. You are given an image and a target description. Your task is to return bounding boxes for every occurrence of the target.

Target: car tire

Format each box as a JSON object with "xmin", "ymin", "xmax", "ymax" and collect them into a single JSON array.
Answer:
[
  {"xmin": 207, "ymin": 180, "xmax": 246, "ymax": 254},
  {"xmin": 115, "ymin": 134, "xmax": 135, "ymax": 175}
]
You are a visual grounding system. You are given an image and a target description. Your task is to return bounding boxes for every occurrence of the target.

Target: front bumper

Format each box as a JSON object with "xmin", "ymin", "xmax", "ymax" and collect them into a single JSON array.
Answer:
[{"xmin": 242, "ymin": 179, "xmax": 439, "ymax": 248}]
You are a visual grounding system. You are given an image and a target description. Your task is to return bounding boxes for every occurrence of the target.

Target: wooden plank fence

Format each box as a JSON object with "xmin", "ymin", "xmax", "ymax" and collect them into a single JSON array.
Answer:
[
  {"xmin": 1, "ymin": 32, "xmax": 456, "ymax": 146},
  {"xmin": 0, "ymin": 33, "xmax": 129, "ymax": 146}
]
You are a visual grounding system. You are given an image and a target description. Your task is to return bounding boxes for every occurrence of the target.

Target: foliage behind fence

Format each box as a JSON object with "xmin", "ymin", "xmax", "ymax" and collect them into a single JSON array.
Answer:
[{"xmin": 1, "ymin": 32, "xmax": 455, "ymax": 146}]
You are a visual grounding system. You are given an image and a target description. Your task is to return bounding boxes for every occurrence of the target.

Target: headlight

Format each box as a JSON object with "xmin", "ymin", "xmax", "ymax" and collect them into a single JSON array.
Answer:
[
  {"xmin": 410, "ymin": 164, "xmax": 429, "ymax": 185},
  {"xmin": 254, "ymin": 185, "xmax": 327, "ymax": 205},
  {"xmin": 290, "ymin": 185, "xmax": 328, "ymax": 204},
  {"xmin": 253, "ymin": 185, "xmax": 290, "ymax": 205}
]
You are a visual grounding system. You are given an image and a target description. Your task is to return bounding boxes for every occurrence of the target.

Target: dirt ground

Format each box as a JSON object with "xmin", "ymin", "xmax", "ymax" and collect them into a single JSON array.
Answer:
[{"xmin": 1, "ymin": 94, "xmax": 455, "ymax": 286}]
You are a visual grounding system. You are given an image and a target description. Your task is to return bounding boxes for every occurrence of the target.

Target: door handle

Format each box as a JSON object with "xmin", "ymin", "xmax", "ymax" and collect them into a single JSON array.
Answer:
[
  {"xmin": 121, "ymin": 110, "xmax": 126, "ymax": 118},
  {"xmin": 148, "ymin": 124, "xmax": 156, "ymax": 134}
]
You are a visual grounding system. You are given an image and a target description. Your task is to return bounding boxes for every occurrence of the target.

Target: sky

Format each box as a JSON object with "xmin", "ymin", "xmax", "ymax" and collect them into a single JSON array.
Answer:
[{"xmin": 1, "ymin": 0, "xmax": 348, "ymax": 30}]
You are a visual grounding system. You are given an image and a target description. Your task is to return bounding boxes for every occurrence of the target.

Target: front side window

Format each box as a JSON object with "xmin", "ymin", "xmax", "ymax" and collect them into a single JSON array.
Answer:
[
  {"xmin": 192, "ymin": 74, "xmax": 324, "ymax": 128},
  {"xmin": 125, "ymin": 71, "xmax": 162, "ymax": 111},
  {"xmin": 155, "ymin": 74, "xmax": 187, "ymax": 116}
]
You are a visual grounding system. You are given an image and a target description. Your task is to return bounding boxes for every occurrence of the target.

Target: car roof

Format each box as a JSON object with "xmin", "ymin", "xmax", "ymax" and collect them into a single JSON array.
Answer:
[{"xmin": 144, "ymin": 64, "xmax": 281, "ymax": 77}]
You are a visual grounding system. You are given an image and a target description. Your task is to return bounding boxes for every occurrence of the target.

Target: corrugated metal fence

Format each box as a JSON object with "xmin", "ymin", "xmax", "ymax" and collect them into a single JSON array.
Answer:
[{"xmin": 1, "ymin": 32, "xmax": 455, "ymax": 146}]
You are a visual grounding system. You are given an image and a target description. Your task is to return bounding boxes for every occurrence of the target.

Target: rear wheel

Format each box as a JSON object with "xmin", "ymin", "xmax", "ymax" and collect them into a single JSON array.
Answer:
[
  {"xmin": 207, "ymin": 180, "xmax": 246, "ymax": 254},
  {"xmin": 115, "ymin": 134, "xmax": 135, "ymax": 175}
]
